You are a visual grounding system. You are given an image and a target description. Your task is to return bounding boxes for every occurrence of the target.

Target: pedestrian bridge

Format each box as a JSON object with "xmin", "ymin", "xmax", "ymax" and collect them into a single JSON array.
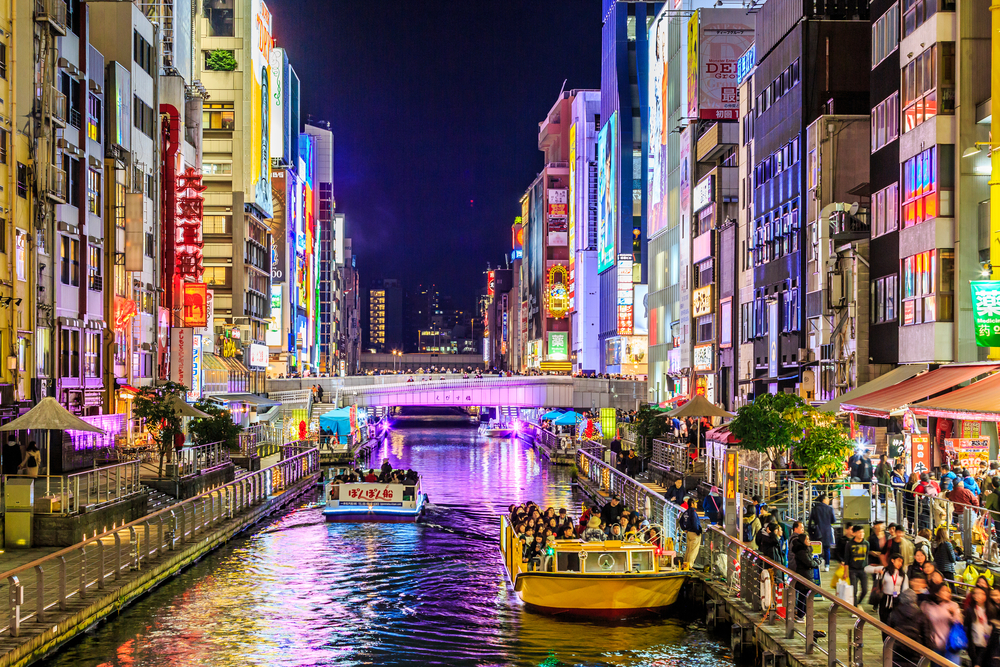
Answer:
[{"xmin": 330, "ymin": 376, "xmax": 647, "ymax": 410}]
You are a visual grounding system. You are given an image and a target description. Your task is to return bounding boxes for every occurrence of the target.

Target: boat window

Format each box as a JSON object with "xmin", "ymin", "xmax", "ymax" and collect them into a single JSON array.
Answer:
[
  {"xmin": 557, "ymin": 552, "xmax": 581, "ymax": 572},
  {"xmin": 583, "ymin": 551, "xmax": 627, "ymax": 573},
  {"xmin": 631, "ymin": 550, "xmax": 655, "ymax": 572}
]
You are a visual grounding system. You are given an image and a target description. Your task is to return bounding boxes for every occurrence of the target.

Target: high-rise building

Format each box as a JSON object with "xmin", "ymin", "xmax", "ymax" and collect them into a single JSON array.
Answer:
[
  {"xmin": 369, "ymin": 279, "xmax": 403, "ymax": 353},
  {"xmin": 305, "ymin": 121, "xmax": 336, "ymax": 375},
  {"xmin": 340, "ymin": 238, "xmax": 362, "ymax": 375}
]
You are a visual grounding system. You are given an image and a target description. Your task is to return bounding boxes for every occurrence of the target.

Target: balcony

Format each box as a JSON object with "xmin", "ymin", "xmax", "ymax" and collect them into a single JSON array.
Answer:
[
  {"xmin": 34, "ymin": 0, "xmax": 67, "ymax": 35},
  {"xmin": 47, "ymin": 164, "xmax": 67, "ymax": 203},
  {"xmin": 829, "ymin": 210, "xmax": 870, "ymax": 243},
  {"xmin": 49, "ymin": 87, "xmax": 67, "ymax": 127}
]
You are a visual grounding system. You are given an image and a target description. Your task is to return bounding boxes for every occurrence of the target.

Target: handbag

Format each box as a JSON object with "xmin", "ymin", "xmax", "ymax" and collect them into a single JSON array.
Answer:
[
  {"xmin": 868, "ymin": 572, "xmax": 885, "ymax": 609},
  {"xmin": 947, "ymin": 621, "xmax": 968, "ymax": 652}
]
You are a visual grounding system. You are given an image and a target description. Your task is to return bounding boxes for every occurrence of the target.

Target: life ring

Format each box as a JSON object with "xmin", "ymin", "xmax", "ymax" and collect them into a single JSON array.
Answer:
[{"xmin": 598, "ymin": 553, "xmax": 615, "ymax": 571}]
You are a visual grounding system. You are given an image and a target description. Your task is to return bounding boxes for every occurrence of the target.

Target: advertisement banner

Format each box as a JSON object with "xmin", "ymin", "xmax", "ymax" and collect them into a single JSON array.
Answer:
[
  {"xmin": 250, "ymin": 0, "xmax": 273, "ymax": 218},
  {"xmin": 696, "ymin": 9, "xmax": 755, "ymax": 120},
  {"xmin": 182, "ymin": 282, "xmax": 209, "ymax": 327},
  {"xmin": 694, "ymin": 343, "xmax": 713, "ymax": 372},
  {"xmin": 687, "ymin": 12, "xmax": 700, "ymax": 119},
  {"xmin": 678, "ymin": 126, "xmax": 692, "ymax": 369},
  {"xmin": 247, "ymin": 343, "xmax": 269, "ymax": 369},
  {"xmin": 633, "ymin": 284, "xmax": 649, "ymax": 336},
  {"xmin": 269, "ymin": 47, "xmax": 288, "ymax": 166},
  {"xmin": 617, "ymin": 254, "xmax": 634, "ymax": 335},
  {"xmin": 971, "ymin": 281, "xmax": 1000, "ymax": 347},
  {"xmin": 648, "ymin": 11, "xmax": 670, "ymax": 239},
  {"xmin": 266, "ymin": 285, "xmax": 282, "ymax": 346},
  {"xmin": 548, "ymin": 332, "xmax": 568, "ymax": 361},
  {"xmin": 597, "ymin": 112, "xmax": 618, "ymax": 273},
  {"xmin": 945, "ymin": 438, "xmax": 990, "ymax": 475},
  {"xmin": 568, "ymin": 122, "xmax": 577, "ymax": 303},
  {"xmin": 693, "ymin": 285, "xmax": 714, "ymax": 318},
  {"xmin": 188, "ymin": 334, "xmax": 203, "ymax": 402},
  {"xmin": 600, "ymin": 408, "xmax": 617, "ymax": 440},
  {"xmin": 201, "ymin": 289, "xmax": 215, "ymax": 352},
  {"xmin": 169, "ymin": 327, "xmax": 194, "ymax": 389},
  {"xmin": 910, "ymin": 434, "xmax": 931, "ymax": 473}
]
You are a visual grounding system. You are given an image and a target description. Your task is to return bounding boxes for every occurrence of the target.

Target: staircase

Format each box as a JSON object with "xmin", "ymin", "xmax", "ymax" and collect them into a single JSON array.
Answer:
[
  {"xmin": 143, "ymin": 485, "xmax": 178, "ymax": 513},
  {"xmin": 233, "ymin": 463, "xmax": 250, "ymax": 479}
]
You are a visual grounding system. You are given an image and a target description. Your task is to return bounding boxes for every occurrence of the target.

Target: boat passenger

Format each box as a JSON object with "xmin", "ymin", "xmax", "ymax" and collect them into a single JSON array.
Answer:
[
  {"xmin": 560, "ymin": 525, "xmax": 577, "ymax": 540},
  {"xmin": 607, "ymin": 523, "xmax": 623, "ymax": 539},
  {"xmin": 600, "ymin": 495, "xmax": 624, "ymax": 526},
  {"xmin": 582, "ymin": 516, "xmax": 606, "ymax": 542},
  {"xmin": 364, "ymin": 469, "xmax": 378, "ymax": 482},
  {"xmin": 379, "ymin": 458, "xmax": 393, "ymax": 480}
]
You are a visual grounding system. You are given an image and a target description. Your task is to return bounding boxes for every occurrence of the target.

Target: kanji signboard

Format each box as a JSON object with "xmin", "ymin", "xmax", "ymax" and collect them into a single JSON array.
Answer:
[{"xmin": 971, "ymin": 281, "xmax": 1000, "ymax": 346}]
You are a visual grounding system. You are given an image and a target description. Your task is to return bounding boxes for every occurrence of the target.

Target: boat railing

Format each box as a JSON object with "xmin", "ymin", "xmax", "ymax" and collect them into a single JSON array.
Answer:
[{"xmin": 704, "ymin": 525, "xmax": 959, "ymax": 667}]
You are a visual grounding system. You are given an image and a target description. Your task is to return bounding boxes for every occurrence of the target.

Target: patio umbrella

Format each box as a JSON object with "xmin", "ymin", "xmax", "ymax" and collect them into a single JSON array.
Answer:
[
  {"xmin": 168, "ymin": 395, "xmax": 210, "ymax": 419},
  {"xmin": 552, "ymin": 411, "xmax": 580, "ymax": 426},
  {"xmin": 661, "ymin": 395, "xmax": 734, "ymax": 458},
  {"xmin": 541, "ymin": 410, "xmax": 564, "ymax": 420},
  {"xmin": 0, "ymin": 396, "xmax": 106, "ymax": 494}
]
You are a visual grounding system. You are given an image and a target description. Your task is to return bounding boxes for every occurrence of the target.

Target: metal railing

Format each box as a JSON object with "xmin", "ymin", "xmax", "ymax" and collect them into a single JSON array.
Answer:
[
  {"xmin": 0, "ymin": 447, "xmax": 320, "ymax": 638},
  {"xmin": 62, "ymin": 460, "xmax": 142, "ymax": 514},
  {"xmin": 576, "ymin": 448, "xmax": 702, "ymax": 554},
  {"xmin": 174, "ymin": 441, "xmax": 230, "ymax": 479},
  {"xmin": 704, "ymin": 525, "xmax": 959, "ymax": 667},
  {"xmin": 651, "ymin": 438, "xmax": 692, "ymax": 475}
]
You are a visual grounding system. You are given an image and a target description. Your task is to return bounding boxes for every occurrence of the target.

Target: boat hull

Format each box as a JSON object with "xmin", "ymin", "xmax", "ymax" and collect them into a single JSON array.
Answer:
[
  {"xmin": 323, "ymin": 493, "xmax": 427, "ymax": 523},
  {"xmin": 512, "ymin": 572, "xmax": 686, "ymax": 618}
]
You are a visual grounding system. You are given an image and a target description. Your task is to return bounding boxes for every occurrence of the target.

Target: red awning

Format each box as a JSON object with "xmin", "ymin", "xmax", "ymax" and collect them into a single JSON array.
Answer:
[
  {"xmin": 909, "ymin": 370, "xmax": 1000, "ymax": 421},
  {"xmin": 840, "ymin": 363, "xmax": 1000, "ymax": 418},
  {"xmin": 705, "ymin": 424, "xmax": 740, "ymax": 444}
]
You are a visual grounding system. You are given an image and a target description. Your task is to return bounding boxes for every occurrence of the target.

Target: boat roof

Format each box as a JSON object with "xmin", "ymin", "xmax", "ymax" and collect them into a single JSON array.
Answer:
[{"xmin": 552, "ymin": 539, "xmax": 655, "ymax": 551}]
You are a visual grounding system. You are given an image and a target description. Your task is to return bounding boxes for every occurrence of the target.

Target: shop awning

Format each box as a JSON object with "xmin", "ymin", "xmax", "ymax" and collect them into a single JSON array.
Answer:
[
  {"xmin": 206, "ymin": 393, "xmax": 280, "ymax": 407},
  {"xmin": 705, "ymin": 423, "xmax": 740, "ymax": 444},
  {"xmin": 909, "ymin": 370, "xmax": 1000, "ymax": 421},
  {"xmin": 840, "ymin": 363, "xmax": 1000, "ymax": 418},
  {"xmin": 817, "ymin": 364, "xmax": 927, "ymax": 413},
  {"xmin": 203, "ymin": 354, "xmax": 228, "ymax": 371}
]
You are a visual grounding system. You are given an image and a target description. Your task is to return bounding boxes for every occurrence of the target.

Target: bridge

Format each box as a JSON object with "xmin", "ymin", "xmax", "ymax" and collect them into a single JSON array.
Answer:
[{"xmin": 331, "ymin": 376, "xmax": 646, "ymax": 410}]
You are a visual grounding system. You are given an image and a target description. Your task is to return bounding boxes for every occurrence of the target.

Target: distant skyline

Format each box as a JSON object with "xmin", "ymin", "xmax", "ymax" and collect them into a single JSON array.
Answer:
[{"xmin": 272, "ymin": 0, "xmax": 602, "ymax": 305}]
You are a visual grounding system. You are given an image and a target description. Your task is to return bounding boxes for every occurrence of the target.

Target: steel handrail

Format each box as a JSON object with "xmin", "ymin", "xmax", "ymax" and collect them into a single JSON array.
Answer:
[
  {"xmin": 706, "ymin": 525, "xmax": 960, "ymax": 667},
  {"xmin": 63, "ymin": 459, "xmax": 142, "ymax": 514}
]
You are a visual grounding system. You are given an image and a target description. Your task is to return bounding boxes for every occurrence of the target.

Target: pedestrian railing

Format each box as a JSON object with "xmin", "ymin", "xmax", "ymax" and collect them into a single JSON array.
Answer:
[
  {"xmin": 651, "ymin": 438, "xmax": 691, "ymax": 475},
  {"xmin": 174, "ymin": 441, "xmax": 230, "ymax": 479},
  {"xmin": 576, "ymin": 448, "xmax": 704, "ymax": 555},
  {"xmin": 704, "ymin": 526, "xmax": 960, "ymax": 667},
  {"xmin": 63, "ymin": 460, "xmax": 143, "ymax": 514},
  {"xmin": 0, "ymin": 447, "xmax": 320, "ymax": 638}
]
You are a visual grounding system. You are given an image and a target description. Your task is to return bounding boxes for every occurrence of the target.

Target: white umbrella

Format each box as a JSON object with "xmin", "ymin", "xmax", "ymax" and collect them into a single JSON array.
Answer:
[{"xmin": 0, "ymin": 397, "xmax": 106, "ymax": 494}]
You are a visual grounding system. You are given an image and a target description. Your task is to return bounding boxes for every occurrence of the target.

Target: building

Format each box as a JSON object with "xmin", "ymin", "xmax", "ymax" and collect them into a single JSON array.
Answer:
[
  {"xmin": 340, "ymin": 237, "xmax": 362, "ymax": 375},
  {"xmin": 736, "ymin": 44, "xmax": 757, "ymax": 407},
  {"xmin": 198, "ymin": 0, "xmax": 274, "ymax": 391},
  {"xmin": 369, "ymin": 279, "xmax": 403, "ymax": 354},
  {"xmin": 305, "ymin": 121, "xmax": 336, "ymax": 375},
  {"xmin": 597, "ymin": 0, "xmax": 657, "ymax": 372}
]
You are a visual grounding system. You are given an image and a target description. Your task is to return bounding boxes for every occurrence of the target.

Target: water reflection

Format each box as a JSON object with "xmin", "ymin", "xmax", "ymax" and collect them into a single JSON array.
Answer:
[{"xmin": 43, "ymin": 417, "xmax": 734, "ymax": 667}]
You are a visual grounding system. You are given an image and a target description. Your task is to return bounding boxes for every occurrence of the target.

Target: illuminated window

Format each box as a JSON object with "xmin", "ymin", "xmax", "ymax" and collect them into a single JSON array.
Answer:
[
  {"xmin": 203, "ymin": 266, "xmax": 229, "ymax": 287},
  {"xmin": 872, "ymin": 183, "xmax": 899, "ymax": 237},
  {"xmin": 60, "ymin": 236, "xmax": 80, "ymax": 286},
  {"xmin": 87, "ymin": 169, "xmax": 101, "ymax": 214},
  {"xmin": 88, "ymin": 245, "xmax": 102, "ymax": 291},
  {"xmin": 900, "ymin": 249, "xmax": 953, "ymax": 325},
  {"xmin": 203, "ymin": 162, "xmax": 232, "ymax": 175},
  {"xmin": 902, "ymin": 146, "xmax": 953, "ymax": 228},
  {"xmin": 902, "ymin": 44, "xmax": 954, "ymax": 133},
  {"xmin": 203, "ymin": 103, "xmax": 235, "ymax": 130},
  {"xmin": 203, "ymin": 215, "xmax": 229, "ymax": 235},
  {"xmin": 871, "ymin": 274, "xmax": 898, "ymax": 324},
  {"xmin": 87, "ymin": 93, "xmax": 101, "ymax": 143}
]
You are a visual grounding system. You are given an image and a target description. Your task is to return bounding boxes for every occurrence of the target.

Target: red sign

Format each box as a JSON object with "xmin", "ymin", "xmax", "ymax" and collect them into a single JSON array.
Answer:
[
  {"xmin": 114, "ymin": 296, "xmax": 138, "ymax": 332},
  {"xmin": 548, "ymin": 203, "xmax": 568, "ymax": 217},
  {"xmin": 487, "ymin": 271, "xmax": 495, "ymax": 298},
  {"xmin": 910, "ymin": 434, "xmax": 931, "ymax": 473},
  {"xmin": 183, "ymin": 283, "xmax": 209, "ymax": 327},
  {"xmin": 347, "ymin": 486, "xmax": 396, "ymax": 501},
  {"xmin": 175, "ymin": 167, "xmax": 206, "ymax": 281}
]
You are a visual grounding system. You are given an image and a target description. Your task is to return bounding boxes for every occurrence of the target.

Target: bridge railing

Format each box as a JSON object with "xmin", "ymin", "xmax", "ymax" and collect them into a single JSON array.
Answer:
[
  {"xmin": 0, "ymin": 447, "xmax": 320, "ymax": 638},
  {"xmin": 650, "ymin": 439, "xmax": 692, "ymax": 476}
]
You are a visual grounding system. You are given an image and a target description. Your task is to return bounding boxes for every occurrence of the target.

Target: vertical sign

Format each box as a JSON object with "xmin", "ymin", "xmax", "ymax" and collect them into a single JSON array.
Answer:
[
  {"xmin": 724, "ymin": 448, "xmax": 742, "ymax": 538},
  {"xmin": 188, "ymin": 334, "xmax": 203, "ymax": 402},
  {"xmin": 971, "ymin": 281, "xmax": 1000, "ymax": 346},
  {"xmin": 687, "ymin": 11, "xmax": 700, "ymax": 119},
  {"xmin": 768, "ymin": 300, "xmax": 779, "ymax": 379},
  {"xmin": 568, "ymin": 122, "xmax": 576, "ymax": 306},
  {"xmin": 182, "ymin": 282, "xmax": 208, "ymax": 327},
  {"xmin": 600, "ymin": 407, "xmax": 617, "ymax": 439},
  {"xmin": 170, "ymin": 327, "xmax": 194, "ymax": 389},
  {"xmin": 617, "ymin": 254, "xmax": 634, "ymax": 335},
  {"xmin": 910, "ymin": 434, "xmax": 931, "ymax": 473}
]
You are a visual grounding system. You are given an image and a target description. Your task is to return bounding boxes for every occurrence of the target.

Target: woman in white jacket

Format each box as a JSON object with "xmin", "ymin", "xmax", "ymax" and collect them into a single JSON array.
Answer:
[{"xmin": 877, "ymin": 554, "xmax": 909, "ymax": 624}]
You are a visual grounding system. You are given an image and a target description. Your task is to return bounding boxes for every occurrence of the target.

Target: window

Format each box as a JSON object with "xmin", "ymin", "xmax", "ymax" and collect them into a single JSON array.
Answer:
[
  {"xmin": 86, "ymin": 169, "xmax": 101, "ymax": 214},
  {"xmin": 0, "ymin": 218, "xmax": 5, "ymax": 253},
  {"xmin": 60, "ymin": 236, "xmax": 80, "ymax": 286},
  {"xmin": 16, "ymin": 162, "xmax": 26, "ymax": 198},
  {"xmin": 64, "ymin": 155, "xmax": 82, "ymax": 208},
  {"xmin": 203, "ymin": 103, "xmax": 235, "ymax": 130},
  {"xmin": 902, "ymin": 146, "xmax": 954, "ymax": 228},
  {"xmin": 87, "ymin": 93, "xmax": 101, "ymax": 143},
  {"xmin": 0, "ymin": 42, "xmax": 7, "ymax": 80},
  {"xmin": 145, "ymin": 231, "xmax": 154, "ymax": 258},
  {"xmin": 203, "ymin": 266, "xmax": 229, "ymax": 286},
  {"xmin": 903, "ymin": 0, "xmax": 946, "ymax": 38},
  {"xmin": 133, "ymin": 96, "xmax": 155, "ymax": 138},
  {"xmin": 903, "ymin": 44, "xmax": 955, "ymax": 133},
  {"xmin": 88, "ymin": 245, "xmax": 102, "ymax": 291},
  {"xmin": 872, "ymin": 182, "xmax": 900, "ymax": 237},
  {"xmin": 202, "ymin": 215, "xmax": 229, "ymax": 234},
  {"xmin": 146, "ymin": 173, "xmax": 155, "ymax": 199},
  {"xmin": 60, "ymin": 328, "xmax": 80, "ymax": 378},
  {"xmin": 0, "ymin": 128, "xmax": 8, "ymax": 165},
  {"xmin": 872, "ymin": 92, "xmax": 900, "ymax": 152},
  {"xmin": 872, "ymin": 3, "xmax": 900, "ymax": 68},
  {"xmin": 133, "ymin": 30, "xmax": 155, "ymax": 77},
  {"xmin": 871, "ymin": 274, "xmax": 898, "ymax": 324},
  {"xmin": 781, "ymin": 287, "xmax": 800, "ymax": 332},
  {"xmin": 84, "ymin": 331, "xmax": 100, "ymax": 378},
  {"xmin": 203, "ymin": 161, "xmax": 232, "ymax": 175},
  {"xmin": 901, "ymin": 249, "xmax": 954, "ymax": 325},
  {"xmin": 696, "ymin": 315, "xmax": 714, "ymax": 343}
]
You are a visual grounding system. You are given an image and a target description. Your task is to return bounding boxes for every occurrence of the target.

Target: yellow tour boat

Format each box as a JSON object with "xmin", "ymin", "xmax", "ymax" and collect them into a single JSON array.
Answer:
[{"xmin": 499, "ymin": 515, "xmax": 690, "ymax": 618}]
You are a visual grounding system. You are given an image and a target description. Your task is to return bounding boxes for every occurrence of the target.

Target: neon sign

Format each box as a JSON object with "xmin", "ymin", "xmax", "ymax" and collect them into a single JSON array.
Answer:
[
  {"xmin": 546, "ymin": 265, "xmax": 570, "ymax": 319},
  {"xmin": 175, "ymin": 167, "xmax": 206, "ymax": 281}
]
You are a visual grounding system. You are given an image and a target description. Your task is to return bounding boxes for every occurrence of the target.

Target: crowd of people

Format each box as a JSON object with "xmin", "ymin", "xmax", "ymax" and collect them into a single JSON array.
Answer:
[{"xmin": 507, "ymin": 496, "xmax": 662, "ymax": 565}]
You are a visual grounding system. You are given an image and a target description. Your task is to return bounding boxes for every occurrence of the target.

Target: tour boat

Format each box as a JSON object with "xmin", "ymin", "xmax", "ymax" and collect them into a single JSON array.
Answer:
[
  {"xmin": 323, "ymin": 475, "xmax": 427, "ymax": 522},
  {"xmin": 498, "ymin": 515, "xmax": 690, "ymax": 618},
  {"xmin": 478, "ymin": 421, "xmax": 513, "ymax": 438}
]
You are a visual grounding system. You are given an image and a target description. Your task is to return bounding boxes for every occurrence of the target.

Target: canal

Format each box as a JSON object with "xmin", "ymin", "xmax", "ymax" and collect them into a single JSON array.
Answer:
[{"xmin": 41, "ymin": 416, "xmax": 734, "ymax": 667}]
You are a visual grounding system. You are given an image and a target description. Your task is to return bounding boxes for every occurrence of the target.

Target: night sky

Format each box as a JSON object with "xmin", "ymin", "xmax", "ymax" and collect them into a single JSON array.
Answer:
[{"xmin": 273, "ymin": 1, "xmax": 602, "ymax": 309}]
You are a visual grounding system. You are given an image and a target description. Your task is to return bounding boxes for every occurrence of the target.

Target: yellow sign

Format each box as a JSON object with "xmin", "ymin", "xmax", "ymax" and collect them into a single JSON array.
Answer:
[
  {"xmin": 724, "ymin": 449, "xmax": 739, "ymax": 501},
  {"xmin": 693, "ymin": 285, "xmax": 713, "ymax": 317},
  {"xmin": 547, "ymin": 265, "xmax": 570, "ymax": 319}
]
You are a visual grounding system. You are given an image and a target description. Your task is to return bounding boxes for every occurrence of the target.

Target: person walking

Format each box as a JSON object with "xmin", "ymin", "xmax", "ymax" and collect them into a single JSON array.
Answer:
[
  {"xmin": 847, "ymin": 529, "xmax": 870, "ymax": 605},
  {"xmin": 19, "ymin": 441, "xmax": 40, "ymax": 478},
  {"xmin": 889, "ymin": 587, "xmax": 932, "ymax": 667},
  {"xmin": 808, "ymin": 493, "xmax": 836, "ymax": 571},
  {"xmin": 877, "ymin": 554, "xmax": 908, "ymax": 625},
  {"xmin": 790, "ymin": 533, "xmax": 815, "ymax": 622},
  {"xmin": 681, "ymin": 496, "xmax": 703, "ymax": 568},
  {"xmin": 932, "ymin": 526, "xmax": 958, "ymax": 586}
]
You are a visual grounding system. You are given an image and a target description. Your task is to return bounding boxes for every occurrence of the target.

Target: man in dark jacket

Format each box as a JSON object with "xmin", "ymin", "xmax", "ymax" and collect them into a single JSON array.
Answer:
[
  {"xmin": 667, "ymin": 478, "xmax": 685, "ymax": 505},
  {"xmin": 758, "ymin": 523, "xmax": 784, "ymax": 565},
  {"xmin": 600, "ymin": 495, "xmax": 624, "ymax": 527},
  {"xmin": 888, "ymin": 588, "xmax": 932, "ymax": 667},
  {"xmin": 847, "ymin": 530, "xmax": 870, "ymax": 604},
  {"xmin": 833, "ymin": 523, "xmax": 854, "ymax": 564},
  {"xmin": 790, "ymin": 533, "xmax": 815, "ymax": 621},
  {"xmin": 682, "ymin": 497, "xmax": 703, "ymax": 567}
]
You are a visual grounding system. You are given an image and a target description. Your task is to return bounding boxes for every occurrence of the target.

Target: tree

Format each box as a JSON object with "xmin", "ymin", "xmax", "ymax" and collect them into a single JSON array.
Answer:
[
  {"xmin": 132, "ymin": 382, "xmax": 187, "ymax": 478},
  {"xmin": 205, "ymin": 49, "xmax": 237, "ymax": 72},
  {"xmin": 189, "ymin": 400, "xmax": 244, "ymax": 451},
  {"xmin": 729, "ymin": 392, "xmax": 806, "ymax": 464},
  {"xmin": 632, "ymin": 404, "xmax": 671, "ymax": 456},
  {"xmin": 784, "ymin": 406, "xmax": 854, "ymax": 479}
]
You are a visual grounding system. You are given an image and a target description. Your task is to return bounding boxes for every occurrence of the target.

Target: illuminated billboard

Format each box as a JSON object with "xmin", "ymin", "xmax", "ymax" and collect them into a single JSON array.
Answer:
[
  {"xmin": 648, "ymin": 11, "xmax": 669, "ymax": 239},
  {"xmin": 597, "ymin": 112, "xmax": 618, "ymax": 273},
  {"xmin": 250, "ymin": 0, "xmax": 273, "ymax": 218},
  {"xmin": 266, "ymin": 285, "xmax": 282, "ymax": 346},
  {"xmin": 617, "ymin": 254, "xmax": 634, "ymax": 335},
  {"xmin": 269, "ymin": 47, "xmax": 291, "ymax": 168},
  {"xmin": 182, "ymin": 282, "xmax": 209, "ymax": 327},
  {"xmin": 568, "ymin": 123, "xmax": 576, "ymax": 305},
  {"xmin": 688, "ymin": 9, "xmax": 756, "ymax": 121}
]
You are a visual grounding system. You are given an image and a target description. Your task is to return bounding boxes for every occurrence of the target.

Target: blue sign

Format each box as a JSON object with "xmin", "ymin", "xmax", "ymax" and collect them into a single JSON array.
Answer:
[
  {"xmin": 511, "ymin": 249, "xmax": 522, "ymax": 260},
  {"xmin": 737, "ymin": 44, "xmax": 756, "ymax": 85}
]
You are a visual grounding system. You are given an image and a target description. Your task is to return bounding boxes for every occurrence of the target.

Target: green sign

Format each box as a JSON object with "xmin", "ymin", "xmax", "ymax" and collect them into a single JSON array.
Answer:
[
  {"xmin": 972, "ymin": 281, "xmax": 1000, "ymax": 346},
  {"xmin": 547, "ymin": 332, "xmax": 568, "ymax": 361}
]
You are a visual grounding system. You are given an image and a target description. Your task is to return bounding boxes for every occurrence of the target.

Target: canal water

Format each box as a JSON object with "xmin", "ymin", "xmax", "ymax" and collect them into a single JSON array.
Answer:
[{"xmin": 42, "ymin": 417, "xmax": 735, "ymax": 667}]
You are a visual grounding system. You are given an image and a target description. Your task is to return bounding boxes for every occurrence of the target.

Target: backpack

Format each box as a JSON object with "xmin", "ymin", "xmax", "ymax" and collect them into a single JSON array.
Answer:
[
  {"xmin": 27, "ymin": 453, "xmax": 37, "ymax": 468},
  {"xmin": 678, "ymin": 510, "xmax": 690, "ymax": 532},
  {"xmin": 743, "ymin": 520, "xmax": 756, "ymax": 543}
]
